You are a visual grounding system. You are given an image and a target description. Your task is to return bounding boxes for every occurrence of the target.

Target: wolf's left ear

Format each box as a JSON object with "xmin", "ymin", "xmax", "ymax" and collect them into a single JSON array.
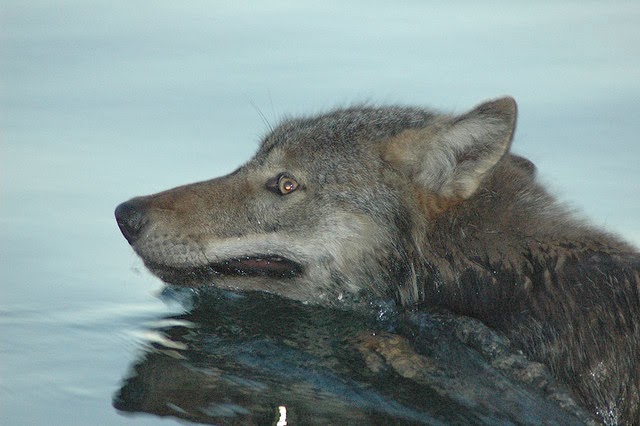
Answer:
[{"xmin": 383, "ymin": 96, "xmax": 517, "ymax": 200}]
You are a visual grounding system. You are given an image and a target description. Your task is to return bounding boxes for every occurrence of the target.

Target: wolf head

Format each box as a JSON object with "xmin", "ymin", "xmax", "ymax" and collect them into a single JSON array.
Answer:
[{"xmin": 115, "ymin": 97, "xmax": 517, "ymax": 307}]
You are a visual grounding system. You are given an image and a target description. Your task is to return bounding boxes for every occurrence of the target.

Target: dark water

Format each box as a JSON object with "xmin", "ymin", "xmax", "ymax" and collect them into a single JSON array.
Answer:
[
  {"xmin": 1, "ymin": 1, "xmax": 639, "ymax": 424},
  {"xmin": 112, "ymin": 288, "xmax": 591, "ymax": 425}
]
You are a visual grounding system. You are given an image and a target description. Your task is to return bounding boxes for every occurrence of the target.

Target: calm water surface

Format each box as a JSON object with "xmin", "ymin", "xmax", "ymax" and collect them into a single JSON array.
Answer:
[{"xmin": 1, "ymin": 1, "xmax": 639, "ymax": 424}]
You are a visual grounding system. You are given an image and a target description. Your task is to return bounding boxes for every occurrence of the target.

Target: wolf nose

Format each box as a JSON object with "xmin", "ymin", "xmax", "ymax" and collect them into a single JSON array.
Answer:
[{"xmin": 114, "ymin": 200, "xmax": 147, "ymax": 244}]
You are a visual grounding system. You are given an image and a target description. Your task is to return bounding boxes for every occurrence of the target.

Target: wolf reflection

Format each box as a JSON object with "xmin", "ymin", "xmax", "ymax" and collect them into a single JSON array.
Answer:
[{"xmin": 114, "ymin": 287, "xmax": 592, "ymax": 425}]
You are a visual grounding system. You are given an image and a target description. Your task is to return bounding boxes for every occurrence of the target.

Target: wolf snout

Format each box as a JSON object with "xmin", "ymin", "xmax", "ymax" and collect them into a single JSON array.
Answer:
[{"xmin": 115, "ymin": 200, "xmax": 148, "ymax": 244}]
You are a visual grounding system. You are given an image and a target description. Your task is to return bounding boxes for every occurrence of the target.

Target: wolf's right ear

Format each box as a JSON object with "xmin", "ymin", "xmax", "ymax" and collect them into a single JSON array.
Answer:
[{"xmin": 383, "ymin": 97, "xmax": 517, "ymax": 202}]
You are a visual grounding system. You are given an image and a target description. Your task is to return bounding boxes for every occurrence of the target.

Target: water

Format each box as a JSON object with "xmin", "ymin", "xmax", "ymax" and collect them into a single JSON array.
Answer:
[
  {"xmin": 1, "ymin": 1, "xmax": 639, "ymax": 424},
  {"xmin": 111, "ymin": 289, "xmax": 591, "ymax": 425}
]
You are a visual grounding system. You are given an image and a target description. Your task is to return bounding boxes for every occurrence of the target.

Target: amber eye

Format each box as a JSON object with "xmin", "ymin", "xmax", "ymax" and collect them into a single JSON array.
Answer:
[{"xmin": 277, "ymin": 175, "xmax": 299, "ymax": 195}]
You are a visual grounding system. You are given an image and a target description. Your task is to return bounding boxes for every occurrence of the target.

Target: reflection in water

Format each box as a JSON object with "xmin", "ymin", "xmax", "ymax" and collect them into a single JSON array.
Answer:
[
  {"xmin": 276, "ymin": 406, "xmax": 287, "ymax": 426},
  {"xmin": 114, "ymin": 288, "xmax": 594, "ymax": 425}
]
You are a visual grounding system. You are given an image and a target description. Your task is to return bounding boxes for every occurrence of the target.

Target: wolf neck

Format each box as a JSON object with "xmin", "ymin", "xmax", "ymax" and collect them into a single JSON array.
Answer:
[{"xmin": 410, "ymin": 156, "xmax": 632, "ymax": 325}]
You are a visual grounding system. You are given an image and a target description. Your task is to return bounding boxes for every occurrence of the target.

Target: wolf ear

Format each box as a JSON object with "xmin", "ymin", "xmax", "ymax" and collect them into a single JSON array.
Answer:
[{"xmin": 384, "ymin": 97, "xmax": 517, "ymax": 200}]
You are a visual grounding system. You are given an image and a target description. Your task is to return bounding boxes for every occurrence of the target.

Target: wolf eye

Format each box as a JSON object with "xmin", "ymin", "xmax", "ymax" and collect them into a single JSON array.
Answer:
[
  {"xmin": 267, "ymin": 173, "xmax": 300, "ymax": 196},
  {"xmin": 277, "ymin": 175, "xmax": 299, "ymax": 195}
]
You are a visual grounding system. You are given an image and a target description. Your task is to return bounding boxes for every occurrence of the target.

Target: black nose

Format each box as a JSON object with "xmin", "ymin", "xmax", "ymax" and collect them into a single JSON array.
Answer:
[{"xmin": 115, "ymin": 200, "xmax": 147, "ymax": 244}]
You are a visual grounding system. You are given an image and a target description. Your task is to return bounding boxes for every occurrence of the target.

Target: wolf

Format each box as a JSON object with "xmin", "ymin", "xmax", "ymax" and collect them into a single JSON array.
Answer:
[{"xmin": 115, "ymin": 97, "xmax": 640, "ymax": 424}]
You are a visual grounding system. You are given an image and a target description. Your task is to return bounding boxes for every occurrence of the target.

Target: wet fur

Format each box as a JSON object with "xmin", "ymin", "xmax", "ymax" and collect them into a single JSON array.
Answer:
[
  {"xmin": 414, "ymin": 157, "xmax": 640, "ymax": 424},
  {"xmin": 116, "ymin": 98, "xmax": 639, "ymax": 424}
]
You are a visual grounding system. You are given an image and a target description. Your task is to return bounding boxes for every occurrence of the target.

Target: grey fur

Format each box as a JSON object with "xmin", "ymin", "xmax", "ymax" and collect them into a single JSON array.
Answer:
[{"xmin": 116, "ymin": 97, "xmax": 639, "ymax": 424}]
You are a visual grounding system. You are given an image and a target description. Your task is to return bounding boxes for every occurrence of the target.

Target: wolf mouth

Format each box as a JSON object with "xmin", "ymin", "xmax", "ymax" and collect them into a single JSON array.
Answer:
[
  {"xmin": 215, "ymin": 256, "xmax": 304, "ymax": 277},
  {"xmin": 145, "ymin": 255, "xmax": 304, "ymax": 286}
]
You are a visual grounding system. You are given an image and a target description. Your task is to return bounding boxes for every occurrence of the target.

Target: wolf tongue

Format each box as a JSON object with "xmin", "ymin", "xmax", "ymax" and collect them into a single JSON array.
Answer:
[
  {"xmin": 220, "ymin": 256, "xmax": 301, "ymax": 277},
  {"xmin": 239, "ymin": 257, "xmax": 276, "ymax": 268}
]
